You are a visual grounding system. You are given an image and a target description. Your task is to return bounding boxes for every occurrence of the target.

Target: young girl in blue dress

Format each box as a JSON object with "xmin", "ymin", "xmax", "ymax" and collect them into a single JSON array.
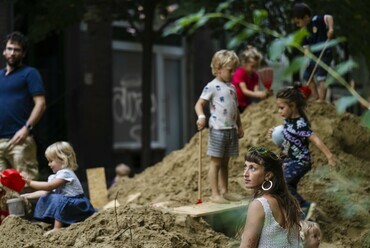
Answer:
[
  {"xmin": 269, "ymin": 86, "xmax": 336, "ymax": 220},
  {"xmin": 21, "ymin": 141, "xmax": 95, "ymax": 235}
]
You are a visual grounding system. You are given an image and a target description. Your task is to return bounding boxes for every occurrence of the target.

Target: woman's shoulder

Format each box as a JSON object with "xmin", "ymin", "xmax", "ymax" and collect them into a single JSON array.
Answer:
[
  {"xmin": 253, "ymin": 197, "xmax": 270, "ymax": 211},
  {"xmin": 255, "ymin": 196, "xmax": 281, "ymax": 213}
]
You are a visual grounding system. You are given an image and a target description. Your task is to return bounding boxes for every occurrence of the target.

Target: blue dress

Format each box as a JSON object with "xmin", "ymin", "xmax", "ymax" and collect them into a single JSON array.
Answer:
[{"xmin": 34, "ymin": 169, "xmax": 95, "ymax": 225}]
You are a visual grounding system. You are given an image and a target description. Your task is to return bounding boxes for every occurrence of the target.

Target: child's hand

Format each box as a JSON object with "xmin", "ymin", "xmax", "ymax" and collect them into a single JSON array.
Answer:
[
  {"xmin": 238, "ymin": 126, "xmax": 244, "ymax": 139},
  {"xmin": 257, "ymin": 91, "xmax": 268, "ymax": 99},
  {"xmin": 267, "ymin": 127, "xmax": 274, "ymax": 139},
  {"xmin": 20, "ymin": 193, "xmax": 30, "ymax": 199},
  {"xmin": 196, "ymin": 118, "xmax": 206, "ymax": 131},
  {"xmin": 266, "ymin": 89, "xmax": 273, "ymax": 98},
  {"xmin": 327, "ymin": 155, "xmax": 336, "ymax": 167},
  {"xmin": 20, "ymin": 172, "xmax": 31, "ymax": 187},
  {"xmin": 327, "ymin": 29, "xmax": 334, "ymax": 39}
]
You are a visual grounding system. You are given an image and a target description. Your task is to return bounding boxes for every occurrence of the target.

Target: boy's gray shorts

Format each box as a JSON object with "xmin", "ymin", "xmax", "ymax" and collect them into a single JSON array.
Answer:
[{"xmin": 207, "ymin": 128, "xmax": 239, "ymax": 158}]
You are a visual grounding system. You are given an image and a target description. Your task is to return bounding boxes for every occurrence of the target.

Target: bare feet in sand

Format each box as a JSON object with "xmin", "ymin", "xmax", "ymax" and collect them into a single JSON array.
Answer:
[
  {"xmin": 43, "ymin": 228, "xmax": 60, "ymax": 236},
  {"xmin": 223, "ymin": 192, "xmax": 244, "ymax": 201},
  {"xmin": 210, "ymin": 195, "xmax": 229, "ymax": 204}
]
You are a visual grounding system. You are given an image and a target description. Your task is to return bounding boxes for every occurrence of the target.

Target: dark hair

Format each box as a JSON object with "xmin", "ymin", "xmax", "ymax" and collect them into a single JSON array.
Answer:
[
  {"xmin": 292, "ymin": 2, "xmax": 312, "ymax": 19},
  {"xmin": 4, "ymin": 31, "xmax": 28, "ymax": 52},
  {"xmin": 276, "ymin": 85, "xmax": 310, "ymax": 126},
  {"xmin": 245, "ymin": 147, "xmax": 300, "ymax": 239}
]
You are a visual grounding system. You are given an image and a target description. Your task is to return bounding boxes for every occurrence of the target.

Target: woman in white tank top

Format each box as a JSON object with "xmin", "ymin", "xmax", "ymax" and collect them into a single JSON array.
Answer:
[{"xmin": 240, "ymin": 147, "xmax": 301, "ymax": 248}]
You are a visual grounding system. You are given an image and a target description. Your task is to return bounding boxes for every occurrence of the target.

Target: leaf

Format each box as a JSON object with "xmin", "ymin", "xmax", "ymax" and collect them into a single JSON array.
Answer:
[
  {"xmin": 335, "ymin": 59, "xmax": 358, "ymax": 76},
  {"xmin": 163, "ymin": 23, "xmax": 182, "ymax": 36},
  {"xmin": 325, "ymin": 75, "xmax": 336, "ymax": 86},
  {"xmin": 362, "ymin": 110, "xmax": 370, "ymax": 129},
  {"xmin": 224, "ymin": 16, "xmax": 243, "ymax": 30},
  {"xmin": 227, "ymin": 28, "xmax": 256, "ymax": 49},
  {"xmin": 309, "ymin": 37, "xmax": 346, "ymax": 53},
  {"xmin": 268, "ymin": 38, "xmax": 287, "ymax": 61},
  {"xmin": 292, "ymin": 29, "xmax": 309, "ymax": 45},
  {"xmin": 253, "ymin": 9, "xmax": 268, "ymax": 25},
  {"xmin": 335, "ymin": 96, "xmax": 357, "ymax": 114},
  {"xmin": 216, "ymin": 0, "xmax": 233, "ymax": 12},
  {"xmin": 283, "ymin": 56, "xmax": 308, "ymax": 76}
]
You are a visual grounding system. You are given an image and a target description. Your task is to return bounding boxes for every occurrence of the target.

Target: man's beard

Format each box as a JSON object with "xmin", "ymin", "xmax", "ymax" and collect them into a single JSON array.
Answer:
[{"xmin": 6, "ymin": 57, "xmax": 22, "ymax": 68}]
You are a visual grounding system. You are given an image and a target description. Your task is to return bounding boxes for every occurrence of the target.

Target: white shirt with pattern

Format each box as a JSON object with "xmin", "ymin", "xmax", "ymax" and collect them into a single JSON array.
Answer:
[{"xmin": 200, "ymin": 78, "xmax": 238, "ymax": 130}]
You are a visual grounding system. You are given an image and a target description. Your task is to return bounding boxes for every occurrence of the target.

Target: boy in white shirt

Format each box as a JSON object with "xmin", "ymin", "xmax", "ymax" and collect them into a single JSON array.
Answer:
[{"xmin": 195, "ymin": 50, "xmax": 244, "ymax": 203}]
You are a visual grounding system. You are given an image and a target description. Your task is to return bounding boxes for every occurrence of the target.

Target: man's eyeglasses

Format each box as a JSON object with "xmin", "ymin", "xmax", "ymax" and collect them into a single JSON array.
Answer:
[{"xmin": 248, "ymin": 146, "xmax": 279, "ymax": 160}]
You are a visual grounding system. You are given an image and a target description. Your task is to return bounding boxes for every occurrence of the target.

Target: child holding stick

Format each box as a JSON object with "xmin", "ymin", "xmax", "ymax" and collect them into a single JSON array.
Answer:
[{"xmin": 195, "ymin": 50, "xmax": 244, "ymax": 203}]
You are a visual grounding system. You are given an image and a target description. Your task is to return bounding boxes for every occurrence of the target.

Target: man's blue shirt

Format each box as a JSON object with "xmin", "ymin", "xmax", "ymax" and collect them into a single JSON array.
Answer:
[{"xmin": 0, "ymin": 65, "xmax": 45, "ymax": 138}]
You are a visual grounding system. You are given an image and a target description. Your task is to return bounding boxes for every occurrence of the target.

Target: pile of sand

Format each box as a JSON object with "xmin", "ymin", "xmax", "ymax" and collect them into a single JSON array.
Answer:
[{"xmin": 0, "ymin": 97, "xmax": 369, "ymax": 247}]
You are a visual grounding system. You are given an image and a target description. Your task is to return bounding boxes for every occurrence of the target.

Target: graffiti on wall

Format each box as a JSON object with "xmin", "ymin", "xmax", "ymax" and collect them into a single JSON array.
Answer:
[{"xmin": 113, "ymin": 74, "xmax": 157, "ymax": 144}]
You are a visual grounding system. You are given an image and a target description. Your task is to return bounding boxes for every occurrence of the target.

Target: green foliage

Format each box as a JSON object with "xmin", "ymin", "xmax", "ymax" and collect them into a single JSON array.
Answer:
[
  {"xmin": 336, "ymin": 96, "xmax": 358, "ymax": 114},
  {"xmin": 253, "ymin": 9, "xmax": 268, "ymax": 25},
  {"xmin": 268, "ymin": 39, "xmax": 286, "ymax": 61},
  {"xmin": 309, "ymin": 38, "xmax": 346, "ymax": 53},
  {"xmin": 362, "ymin": 111, "xmax": 370, "ymax": 128},
  {"xmin": 223, "ymin": 15, "xmax": 244, "ymax": 30},
  {"xmin": 326, "ymin": 59, "xmax": 358, "ymax": 86},
  {"xmin": 227, "ymin": 28, "xmax": 256, "ymax": 49},
  {"xmin": 312, "ymin": 167, "xmax": 370, "ymax": 224},
  {"xmin": 165, "ymin": 0, "xmax": 370, "ymax": 128},
  {"xmin": 163, "ymin": 8, "xmax": 208, "ymax": 36},
  {"xmin": 283, "ymin": 56, "xmax": 309, "ymax": 76},
  {"xmin": 216, "ymin": 0, "xmax": 234, "ymax": 12},
  {"xmin": 15, "ymin": 0, "xmax": 85, "ymax": 42}
]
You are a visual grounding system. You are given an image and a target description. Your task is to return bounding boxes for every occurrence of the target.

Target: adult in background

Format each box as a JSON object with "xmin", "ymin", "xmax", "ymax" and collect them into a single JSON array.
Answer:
[
  {"xmin": 0, "ymin": 31, "xmax": 46, "ymax": 180},
  {"xmin": 240, "ymin": 147, "xmax": 301, "ymax": 247}
]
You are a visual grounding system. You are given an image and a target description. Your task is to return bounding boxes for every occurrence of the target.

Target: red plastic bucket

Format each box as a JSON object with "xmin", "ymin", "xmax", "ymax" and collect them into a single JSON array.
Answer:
[{"xmin": 0, "ymin": 169, "xmax": 25, "ymax": 193}]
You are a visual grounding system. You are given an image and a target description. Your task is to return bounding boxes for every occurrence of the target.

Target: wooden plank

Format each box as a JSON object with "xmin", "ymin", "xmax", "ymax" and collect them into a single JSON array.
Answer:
[
  {"xmin": 156, "ymin": 200, "xmax": 249, "ymax": 217},
  {"xmin": 86, "ymin": 167, "xmax": 108, "ymax": 209}
]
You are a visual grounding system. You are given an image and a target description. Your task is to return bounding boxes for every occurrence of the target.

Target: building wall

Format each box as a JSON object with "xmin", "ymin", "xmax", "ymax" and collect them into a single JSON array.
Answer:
[
  {"xmin": 0, "ymin": 1, "xmax": 13, "ymax": 67},
  {"xmin": 64, "ymin": 22, "xmax": 114, "ymax": 182}
]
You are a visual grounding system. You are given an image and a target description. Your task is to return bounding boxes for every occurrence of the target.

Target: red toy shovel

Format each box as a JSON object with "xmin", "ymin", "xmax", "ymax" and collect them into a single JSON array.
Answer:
[
  {"xmin": 258, "ymin": 67, "xmax": 274, "ymax": 90},
  {"xmin": 196, "ymin": 130, "xmax": 203, "ymax": 204},
  {"xmin": 0, "ymin": 169, "xmax": 25, "ymax": 193}
]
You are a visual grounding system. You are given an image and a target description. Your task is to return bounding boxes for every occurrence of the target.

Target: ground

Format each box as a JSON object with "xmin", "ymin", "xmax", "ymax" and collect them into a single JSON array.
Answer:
[{"xmin": 0, "ymin": 97, "xmax": 369, "ymax": 247}]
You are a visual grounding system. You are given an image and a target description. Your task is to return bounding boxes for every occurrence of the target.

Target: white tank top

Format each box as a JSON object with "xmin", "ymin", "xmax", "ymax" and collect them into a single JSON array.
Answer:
[{"xmin": 256, "ymin": 197, "xmax": 300, "ymax": 248}]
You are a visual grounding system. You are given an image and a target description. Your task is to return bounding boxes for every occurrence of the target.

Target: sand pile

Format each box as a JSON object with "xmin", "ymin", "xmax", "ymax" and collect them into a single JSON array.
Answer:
[{"xmin": 0, "ymin": 97, "xmax": 369, "ymax": 247}]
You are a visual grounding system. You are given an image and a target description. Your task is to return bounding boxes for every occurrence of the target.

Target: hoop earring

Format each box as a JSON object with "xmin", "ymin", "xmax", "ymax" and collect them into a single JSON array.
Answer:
[{"xmin": 262, "ymin": 180, "xmax": 273, "ymax": 191}]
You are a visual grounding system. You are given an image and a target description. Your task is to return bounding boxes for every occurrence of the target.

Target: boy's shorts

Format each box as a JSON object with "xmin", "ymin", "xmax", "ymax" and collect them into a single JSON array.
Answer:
[
  {"xmin": 303, "ymin": 52, "xmax": 332, "ymax": 82},
  {"xmin": 207, "ymin": 128, "xmax": 239, "ymax": 158}
]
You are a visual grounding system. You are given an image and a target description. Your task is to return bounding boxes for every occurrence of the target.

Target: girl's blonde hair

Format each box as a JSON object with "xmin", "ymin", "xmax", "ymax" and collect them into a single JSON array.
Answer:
[
  {"xmin": 45, "ymin": 141, "xmax": 78, "ymax": 171},
  {"xmin": 239, "ymin": 46, "xmax": 263, "ymax": 64},
  {"xmin": 210, "ymin": 50, "xmax": 239, "ymax": 76},
  {"xmin": 300, "ymin": 220, "xmax": 321, "ymax": 242}
]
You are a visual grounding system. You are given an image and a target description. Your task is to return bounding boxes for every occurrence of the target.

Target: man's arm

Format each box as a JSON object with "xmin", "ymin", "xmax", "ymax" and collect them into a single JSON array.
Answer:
[
  {"xmin": 26, "ymin": 95, "xmax": 46, "ymax": 128},
  {"xmin": 10, "ymin": 95, "xmax": 46, "ymax": 145}
]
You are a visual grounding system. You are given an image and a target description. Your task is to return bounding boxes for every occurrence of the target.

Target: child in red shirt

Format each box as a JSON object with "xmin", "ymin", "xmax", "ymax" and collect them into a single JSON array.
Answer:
[{"xmin": 232, "ymin": 46, "xmax": 271, "ymax": 112}]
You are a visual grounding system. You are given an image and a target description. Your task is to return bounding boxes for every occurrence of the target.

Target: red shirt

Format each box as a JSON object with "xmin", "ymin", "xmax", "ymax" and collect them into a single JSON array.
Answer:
[{"xmin": 231, "ymin": 67, "xmax": 259, "ymax": 109}]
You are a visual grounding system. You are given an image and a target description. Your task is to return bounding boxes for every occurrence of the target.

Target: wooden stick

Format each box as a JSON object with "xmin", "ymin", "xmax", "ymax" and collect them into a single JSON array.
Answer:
[
  {"xmin": 306, "ymin": 40, "xmax": 329, "ymax": 87},
  {"xmin": 196, "ymin": 130, "xmax": 202, "ymax": 204}
]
